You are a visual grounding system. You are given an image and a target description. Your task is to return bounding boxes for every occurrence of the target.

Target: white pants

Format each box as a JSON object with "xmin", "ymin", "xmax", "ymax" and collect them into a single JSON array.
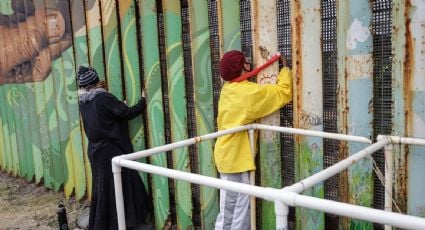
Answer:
[{"xmin": 215, "ymin": 172, "xmax": 250, "ymax": 230}]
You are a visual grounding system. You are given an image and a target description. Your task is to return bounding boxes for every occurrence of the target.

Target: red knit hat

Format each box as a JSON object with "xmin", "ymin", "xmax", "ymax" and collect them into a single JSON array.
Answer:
[{"xmin": 220, "ymin": 50, "xmax": 246, "ymax": 81}]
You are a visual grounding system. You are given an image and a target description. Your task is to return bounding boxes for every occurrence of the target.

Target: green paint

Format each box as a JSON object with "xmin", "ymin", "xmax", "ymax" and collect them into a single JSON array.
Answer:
[
  {"xmin": 348, "ymin": 156, "xmax": 373, "ymax": 229},
  {"xmin": 0, "ymin": 87, "xmax": 13, "ymax": 173},
  {"xmin": 296, "ymin": 141, "xmax": 324, "ymax": 230},
  {"xmin": 15, "ymin": 85, "xmax": 36, "ymax": 180},
  {"xmin": 162, "ymin": 0, "xmax": 193, "ymax": 228},
  {"xmin": 44, "ymin": 75, "xmax": 65, "ymax": 192},
  {"xmin": 4, "ymin": 86, "xmax": 19, "ymax": 176},
  {"xmin": 139, "ymin": 0, "xmax": 170, "ymax": 228},
  {"xmin": 10, "ymin": 85, "xmax": 29, "ymax": 178},
  {"xmin": 259, "ymin": 136, "xmax": 281, "ymax": 229},
  {"xmin": 188, "ymin": 0, "xmax": 218, "ymax": 228},
  {"xmin": 25, "ymin": 84, "xmax": 44, "ymax": 183},
  {"xmin": 0, "ymin": 105, "xmax": 4, "ymax": 167},
  {"xmin": 220, "ymin": 0, "xmax": 241, "ymax": 51},
  {"xmin": 63, "ymin": 48, "xmax": 87, "ymax": 200},
  {"xmin": 0, "ymin": 0, "xmax": 12, "ymax": 15},
  {"xmin": 88, "ymin": 26, "xmax": 105, "ymax": 80},
  {"xmin": 33, "ymin": 82, "xmax": 54, "ymax": 189},
  {"xmin": 52, "ymin": 58, "xmax": 72, "ymax": 194},
  {"xmin": 101, "ymin": 0, "xmax": 123, "ymax": 99},
  {"xmin": 0, "ymin": 116, "xmax": 4, "ymax": 168}
]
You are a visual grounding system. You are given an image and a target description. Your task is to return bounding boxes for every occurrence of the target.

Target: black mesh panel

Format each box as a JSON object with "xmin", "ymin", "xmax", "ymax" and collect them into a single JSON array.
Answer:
[
  {"xmin": 156, "ymin": 2, "xmax": 176, "ymax": 226},
  {"xmin": 321, "ymin": 0, "xmax": 340, "ymax": 228},
  {"xmin": 207, "ymin": 0, "xmax": 221, "ymax": 131},
  {"xmin": 277, "ymin": 0, "xmax": 295, "ymax": 229},
  {"xmin": 372, "ymin": 1, "xmax": 392, "ymax": 229},
  {"xmin": 181, "ymin": 1, "xmax": 201, "ymax": 228}
]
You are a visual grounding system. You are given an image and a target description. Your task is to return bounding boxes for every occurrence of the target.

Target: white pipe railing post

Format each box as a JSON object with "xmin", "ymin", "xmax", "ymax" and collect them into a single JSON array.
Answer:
[
  {"xmin": 384, "ymin": 141, "xmax": 393, "ymax": 230},
  {"xmin": 112, "ymin": 157, "xmax": 126, "ymax": 230},
  {"xmin": 248, "ymin": 128, "xmax": 256, "ymax": 230},
  {"xmin": 275, "ymin": 200, "xmax": 288, "ymax": 230}
]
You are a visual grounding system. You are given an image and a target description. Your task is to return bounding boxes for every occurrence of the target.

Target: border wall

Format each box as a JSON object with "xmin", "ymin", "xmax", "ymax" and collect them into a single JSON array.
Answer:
[{"xmin": 0, "ymin": 0, "xmax": 424, "ymax": 229}]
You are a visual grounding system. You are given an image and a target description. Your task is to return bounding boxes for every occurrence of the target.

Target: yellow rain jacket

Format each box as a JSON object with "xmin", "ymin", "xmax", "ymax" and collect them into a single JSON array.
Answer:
[{"xmin": 214, "ymin": 67, "xmax": 292, "ymax": 173}]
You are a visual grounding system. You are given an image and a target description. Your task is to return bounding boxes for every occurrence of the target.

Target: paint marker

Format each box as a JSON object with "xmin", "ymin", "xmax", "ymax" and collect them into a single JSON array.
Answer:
[{"xmin": 231, "ymin": 52, "xmax": 282, "ymax": 82}]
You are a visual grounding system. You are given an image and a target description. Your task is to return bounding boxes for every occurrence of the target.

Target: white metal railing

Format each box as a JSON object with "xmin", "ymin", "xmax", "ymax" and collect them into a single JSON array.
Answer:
[{"xmin": 112, "ymin": 124, "xmax": 425, "ymax": 230}]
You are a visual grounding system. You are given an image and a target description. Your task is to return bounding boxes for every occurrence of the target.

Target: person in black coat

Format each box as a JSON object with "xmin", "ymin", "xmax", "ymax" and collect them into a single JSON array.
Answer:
[{"xmin": 77, "ymin": 66, "xmax": 152, "ymax": 230}]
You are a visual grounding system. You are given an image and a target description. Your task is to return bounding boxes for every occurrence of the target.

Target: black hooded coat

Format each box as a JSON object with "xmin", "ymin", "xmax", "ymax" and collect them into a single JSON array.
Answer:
[{"xmin": 79, "ymin": 90, "xmax": 152, "ymax": 230}]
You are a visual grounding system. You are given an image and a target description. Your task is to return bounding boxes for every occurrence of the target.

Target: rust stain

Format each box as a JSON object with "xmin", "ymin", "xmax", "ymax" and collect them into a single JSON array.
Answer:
[
  {"xmin": 339, "ymin": 140, "xmax": 349, "ymax": 228},
  {"xmin": 292, "ymin": 0, "xmax": 303, "ymax": 140},
  {"xmin": 404, "ymin": 0, "xmax": 413, "ymax": 137},
  {"xmin": 395, "ymin": 144, "xmax": 409, "ymax": 213}
]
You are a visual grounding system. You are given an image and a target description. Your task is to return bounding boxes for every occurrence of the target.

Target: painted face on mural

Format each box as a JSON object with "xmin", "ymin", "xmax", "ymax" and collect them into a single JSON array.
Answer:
[{"xmin": 0, "ymin": 0, "xmax": 73, "ymax": 85}]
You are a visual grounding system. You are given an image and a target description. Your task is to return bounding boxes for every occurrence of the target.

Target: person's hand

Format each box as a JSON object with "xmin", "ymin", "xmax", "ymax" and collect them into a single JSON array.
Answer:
[
  {"xmin": 142, "ymin": 88, "xmax": 146, "ymax": 98},
  {"xmin": 280, "ymin": 56, "xmax": 289, "ymax": 68}
]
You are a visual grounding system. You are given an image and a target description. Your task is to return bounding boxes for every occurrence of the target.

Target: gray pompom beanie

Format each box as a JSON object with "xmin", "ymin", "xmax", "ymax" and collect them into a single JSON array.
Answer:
[{"xmin": 77, "ymin": 66, "xmax": 99, "ymax": 88}]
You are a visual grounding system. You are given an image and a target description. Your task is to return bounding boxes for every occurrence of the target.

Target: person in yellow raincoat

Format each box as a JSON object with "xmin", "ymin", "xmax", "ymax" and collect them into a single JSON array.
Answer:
[{"xmin": 214, "ymin": 50, "xmax": 292, "ymax": 230}]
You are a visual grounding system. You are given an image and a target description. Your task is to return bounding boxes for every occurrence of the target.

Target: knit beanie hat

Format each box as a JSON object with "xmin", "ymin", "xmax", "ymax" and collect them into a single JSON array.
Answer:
[
  {"xmin": 77, "ymin": 66, "xmax": 99, "ymax": 87},
  {"xmin": 220, "ymin": 50, "xmax": 246, "ymax": 81}
]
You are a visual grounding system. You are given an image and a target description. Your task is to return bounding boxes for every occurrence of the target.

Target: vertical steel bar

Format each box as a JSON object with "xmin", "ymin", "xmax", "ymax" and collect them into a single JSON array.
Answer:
[
  {"xmin": 84, "ymin": 0, "xmax": 105, "ymax": 79},
  {"xmin": 337, "ymin": 0, "xmax": 374, "ymax": 228},
  {"xmin": 291, "ymin": 0, "xmax": 324, "ymax": 229},
  {"xmin": 161, "ymin": 0, "xmax": 194, "ymax": 228},
  {"xmin": 58, "ymin": 0, "xmax": 88, "ymax": 201},
  {"xmin": 100, "ymin": 0, "xmax": 124, "ymax": 99},
  {"xmin": 251, "ymin": 0, "xmax": 281, "ymax": 228},
  {"xmin": 187, "ymin": 0, "xmax": 219, "ymax": 227},
  {"xmin": 84, "ymin": 0, "xmax": 105, "ymax": 80},
  {"xmin": 406, "ymin": 0, "xmax": 425, "ymax": 217},
  {"xmin": 70, "ymin": 0, "xmax": 92, "ymax": 200},
  {"xmin": 391, "ymin": 0, "xmax": 408, "ymax": 214},
  {"xmin": 139, "ymin": 0, "xmax": 170, "ymax": 227}
]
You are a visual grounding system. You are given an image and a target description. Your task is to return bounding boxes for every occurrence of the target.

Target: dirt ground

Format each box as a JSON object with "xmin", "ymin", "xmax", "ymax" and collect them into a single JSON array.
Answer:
[{"xmin": 0, "ymin": 171, "xmax": 89, "ymax": 230}]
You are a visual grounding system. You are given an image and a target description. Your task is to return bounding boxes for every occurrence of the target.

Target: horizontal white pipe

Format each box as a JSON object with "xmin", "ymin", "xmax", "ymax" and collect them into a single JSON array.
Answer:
[
  {"xmin": 117, "ymin": 158, "xmax": 277, "ymax": 200},
  {"xmin": 120, "ymin": 124, "xmax": 372, "ymax": 161},
  {"xmin": 115, "ymin": 159, "xmax": 425, "ymax": 229},
  {"xmin": 378, "ymin": 135, "xmax": 425, "ymax": 146},
  {"xmin": 253, "ymin": 123, "xmax": 371, "ymax": 144},
  {"xmin": 119, "ymin": 125, "xmax": 251, "ymax": 161},
  {"xmin": 285, "ymin": 139, "xmax": 390, "ymax": 193},
  {"xmin": 293, "ymin": 194, "xmax": 425, "ymax": 229}
]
